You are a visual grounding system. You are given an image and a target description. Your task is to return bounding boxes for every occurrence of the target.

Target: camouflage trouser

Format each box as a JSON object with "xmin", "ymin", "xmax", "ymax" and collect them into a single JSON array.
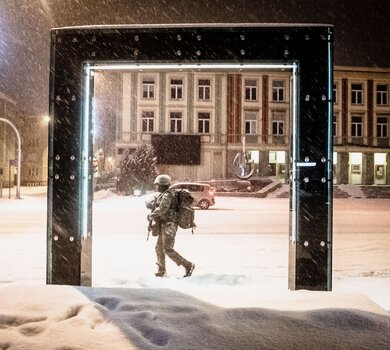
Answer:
[{"xmin": 155, "ymin": 222, "xmax": 189, "ymax": 270}]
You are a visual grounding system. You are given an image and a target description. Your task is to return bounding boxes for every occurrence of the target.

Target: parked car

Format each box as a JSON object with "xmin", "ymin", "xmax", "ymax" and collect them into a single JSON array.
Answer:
[
  {"xmin": 170, "ymin": 182, "xmax": 215, "ymax": 209},
  {"xmin": 94, "ymin": 172, "xmax": 118, "ymax": 191}
]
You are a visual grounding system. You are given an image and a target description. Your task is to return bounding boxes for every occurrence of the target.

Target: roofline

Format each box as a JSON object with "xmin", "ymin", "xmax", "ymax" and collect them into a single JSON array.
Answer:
[
  {"xmin": 335, "ymin": 65, "xmax": 390, "ymax": 74},
  {"xmin": 51, "ymin": 23, "xmax": 333, "ymax": 31}
]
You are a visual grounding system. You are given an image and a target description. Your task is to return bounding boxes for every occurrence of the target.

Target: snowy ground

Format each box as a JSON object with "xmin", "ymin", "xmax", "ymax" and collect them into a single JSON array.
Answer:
[{"xmin": 0, "ymin": 186, "xmax": 389, "ymax": 349}]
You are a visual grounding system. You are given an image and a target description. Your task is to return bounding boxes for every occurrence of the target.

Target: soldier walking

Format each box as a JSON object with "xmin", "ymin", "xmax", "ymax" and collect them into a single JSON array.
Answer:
[{"xmin": 148, "ymin": 174, "xmax": 195, "ymax": 278}]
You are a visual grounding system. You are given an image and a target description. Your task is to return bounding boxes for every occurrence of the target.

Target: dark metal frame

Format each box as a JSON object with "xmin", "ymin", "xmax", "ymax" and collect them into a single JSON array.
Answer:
[{"xmin": 47, "ymin": 24, "xmax": 333, "ymax": 290}]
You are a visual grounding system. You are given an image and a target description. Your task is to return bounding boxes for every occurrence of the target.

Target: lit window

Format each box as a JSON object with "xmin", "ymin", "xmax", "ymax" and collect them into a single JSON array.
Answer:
[
  {"xmin": 198, "ymin": 79, "xmax": 211, "ymax": 100},
  {"xmin": 376, "ymin": 84, "xmax": 388, "ymax": 106},
  {"xmin": 351, "ymin": 115, "xmax": 363, "ymax": 137},
  {"xmin": 244, "ymin": 112, "xmax": 257, "ymax": 134},
  {"xmin": 141, "ymin": 111, "xmax": 154, "ymax": 132},
  {"xmin": 170, "ymin": 79, "xmax": 183, "ymax": 99},
  {"xmin": 272, "ymin": 80, "xmax": 285, "ymax": 102},
  {"xmin": 198, "ymin": 112, "xmax": 210, "ymax": 133},
  {"xmin": 170, "ymin": 112, "xmax": 182, "ymax": 132},
  {"xmin": 351, "ymin": 84, "xmax": 363, "ymax": 105},
  {"xmin": 245, "ymin": 79, "xmax": 257, "ymax": 101},
  {"xmin": 142, "ymin": 78, "xmax": 155, "ymax": 99}
]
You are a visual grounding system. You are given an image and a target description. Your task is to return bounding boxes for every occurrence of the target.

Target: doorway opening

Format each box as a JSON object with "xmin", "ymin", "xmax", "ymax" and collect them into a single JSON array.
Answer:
[{"xmin": 86, "ymin": 63, "xmax": 297, "ymax": 285}]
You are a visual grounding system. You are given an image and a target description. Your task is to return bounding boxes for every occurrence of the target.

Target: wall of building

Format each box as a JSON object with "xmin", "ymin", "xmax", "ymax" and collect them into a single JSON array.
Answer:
[{"xmin": 47, "ymin": 65, "xmax": 390, "ymax": 186}]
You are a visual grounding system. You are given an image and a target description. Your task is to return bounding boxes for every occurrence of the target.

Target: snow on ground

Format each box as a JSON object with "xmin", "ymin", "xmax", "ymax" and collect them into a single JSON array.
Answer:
[{"xmin": 0, "ymin": 186, "xmax": 389, "ymax": 349}]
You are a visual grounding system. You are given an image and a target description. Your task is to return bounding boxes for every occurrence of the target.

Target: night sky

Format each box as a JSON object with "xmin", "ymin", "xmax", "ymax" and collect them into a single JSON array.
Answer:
[{"xmin": 0, "ymin": 0, "xmax": 389, "ymax": 115}]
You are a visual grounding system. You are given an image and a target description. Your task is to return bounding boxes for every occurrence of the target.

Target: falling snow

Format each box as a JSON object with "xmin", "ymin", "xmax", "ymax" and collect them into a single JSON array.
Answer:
[{"xmin": 0, "ymin": 187, "xmax": 389, "ymax": 348}]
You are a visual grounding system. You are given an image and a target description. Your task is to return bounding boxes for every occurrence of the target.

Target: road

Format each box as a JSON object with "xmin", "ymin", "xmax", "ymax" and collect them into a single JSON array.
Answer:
[{"xmin": 0, "ymin": 190, "xmax": 389, "ymax": 287}]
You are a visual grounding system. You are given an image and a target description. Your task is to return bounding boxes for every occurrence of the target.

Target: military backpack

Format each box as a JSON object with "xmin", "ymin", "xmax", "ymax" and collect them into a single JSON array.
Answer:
[{"xmin": 171, "ymin": 189, "xmax": 196, "ymax": 232}]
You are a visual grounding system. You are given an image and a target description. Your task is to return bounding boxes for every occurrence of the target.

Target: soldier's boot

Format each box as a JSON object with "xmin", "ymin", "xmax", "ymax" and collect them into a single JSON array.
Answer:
[
  {"xmin": 155, "ymin": 263, "xmax": 166, "ymax": 277},
  {"xmin": 182, "ymin": 261, "xmax": 195, "ymax": 278}
]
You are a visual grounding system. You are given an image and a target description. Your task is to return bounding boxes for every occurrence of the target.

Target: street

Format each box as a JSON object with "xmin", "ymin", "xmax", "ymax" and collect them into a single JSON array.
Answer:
[{"xmin": 1, "ymin": 188, "xmax": 389, "ymax": 290}]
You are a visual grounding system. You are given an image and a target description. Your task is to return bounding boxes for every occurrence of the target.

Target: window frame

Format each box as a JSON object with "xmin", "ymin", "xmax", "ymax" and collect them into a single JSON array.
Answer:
[
  {"xmin": 169, "ymin": 111, "xmax": 183, "ymax": 133},
  {"xmin": 170, "ymin": 78, "xmax": 184, "ymax": 100},
  {"xmin": 198, "ymin": 78, "xmax": 211, "ymax": 101},
  {"xmin": 244, "ymin": 79, "xmax": 258, "ymax": 101},
  {"xmin": 141, "ymin": 110, "xmax": 155, "ymax": 132},
  {"xmin": 272, "ymin": 80, "xmax": 285, "ymax": 102},
  {"xmin": 351, "ymin": 115, "xmax": 363, "ymax": 137},
  {"xmin": 244, "ymin": 111, "xmax": 257, "ymax": 135},
  {"xmin": 141, "ymin": 77, "xmax": 155, "ymax": 99},
  {"xmin": 376, "ymin": 84, "xmax": 389, "ymax": 106},
  {"xmin": 351, "ymin": 83, "xmax": 364, "ymax": 105},
  {"xmin": 376, "ymin": 116, "xmax": 388, "ymax": 138},
  {"xmin": 198, "ymin": 112, "xmax": 210, "ymax": 134}
]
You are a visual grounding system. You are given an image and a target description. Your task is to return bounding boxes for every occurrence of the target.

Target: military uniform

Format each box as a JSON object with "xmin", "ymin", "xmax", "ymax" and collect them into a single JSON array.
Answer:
[{"xmin": 149, "ymin": 189, "xmax": 193, "ymax": 276}]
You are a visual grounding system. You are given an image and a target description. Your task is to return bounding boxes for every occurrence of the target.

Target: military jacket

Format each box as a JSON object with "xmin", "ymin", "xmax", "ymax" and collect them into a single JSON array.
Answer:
[{"xmin": 149, "ymin": 190, "xmax": 178, "ymax": 223}]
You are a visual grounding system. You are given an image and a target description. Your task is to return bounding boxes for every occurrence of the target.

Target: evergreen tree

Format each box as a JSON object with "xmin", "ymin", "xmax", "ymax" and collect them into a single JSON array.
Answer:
[{"xmin": 117, "ymin": 144, "xmax": 158, "ymax": 195}]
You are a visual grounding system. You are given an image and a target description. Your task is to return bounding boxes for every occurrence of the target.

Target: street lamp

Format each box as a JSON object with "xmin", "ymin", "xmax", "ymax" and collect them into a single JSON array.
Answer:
[{"xmin": 0, "ymin": 118, "xmax": 21, "ymax": 199}]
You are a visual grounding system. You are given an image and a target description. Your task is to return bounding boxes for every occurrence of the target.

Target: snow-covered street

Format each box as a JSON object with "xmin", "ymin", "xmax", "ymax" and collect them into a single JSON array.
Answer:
[
  {"xmin": 0, "ymin": 186, "xmax": 390, "ymax": 349},
  {"xmin": 0, "ymin": 186, "xmax": 389, "ymax": 311}
]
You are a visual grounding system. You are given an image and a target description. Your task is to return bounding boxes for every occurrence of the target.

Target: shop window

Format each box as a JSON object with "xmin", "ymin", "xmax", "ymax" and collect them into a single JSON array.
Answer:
[
  {"xmin": 351, "ymin": 164, "xmax": 361, "ymax": 174},
  {"xmin": 375, "ymin": 164, "xmax": 385, "ymax": 178}
]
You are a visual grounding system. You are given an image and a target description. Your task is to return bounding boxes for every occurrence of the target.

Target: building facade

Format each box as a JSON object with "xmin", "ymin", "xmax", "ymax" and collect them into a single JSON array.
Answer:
[
  {"xmin": 4, "ymin": 64, "xmax": 388, "ymax": 189},
  {"xmin": 333, "ymin": 66, "xmax": 390, "ymax": 185},
  {"xmin": 0, "ymin": 92, "xmax": 48, "ymax": 188},
  {"xmin": 107, "ymin": 66, "xmax": 390, "ymax": 185},
  {"xmin": 19, "ymin": 115, "xmax": 48, "ymax": 186},
  {"xmin": 0, "ymin": 92, "xmax": 19, "ymax": 189}
]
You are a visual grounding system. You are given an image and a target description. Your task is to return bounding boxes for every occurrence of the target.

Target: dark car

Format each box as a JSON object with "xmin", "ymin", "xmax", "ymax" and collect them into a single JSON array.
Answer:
[{"xmin": 94, "ymin": 172, "xmax": 118, "ymax": 191}]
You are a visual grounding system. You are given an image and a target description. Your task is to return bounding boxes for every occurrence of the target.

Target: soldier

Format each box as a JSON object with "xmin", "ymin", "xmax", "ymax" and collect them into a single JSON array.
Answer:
[{"xmin": 148, "ymin": 174, "xmax": 195, "ymax": 278}]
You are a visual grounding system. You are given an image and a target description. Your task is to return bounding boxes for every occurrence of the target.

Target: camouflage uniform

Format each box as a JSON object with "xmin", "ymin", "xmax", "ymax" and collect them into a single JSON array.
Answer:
[{"xmin": 149, "ymin": 190, "xmax": 192, "ymax": 273}]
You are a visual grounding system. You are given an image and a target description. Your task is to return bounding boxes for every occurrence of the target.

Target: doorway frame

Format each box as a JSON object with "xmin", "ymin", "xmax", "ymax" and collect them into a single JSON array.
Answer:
[{"xmin": 47, "ymin": 24, "xmax": 333, "ymax": 290}]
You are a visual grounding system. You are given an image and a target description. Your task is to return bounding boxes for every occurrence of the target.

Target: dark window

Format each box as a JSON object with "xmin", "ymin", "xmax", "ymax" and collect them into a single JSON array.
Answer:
[
  {"xmin": 245, "ymin": 79, "xmax": 257, "ymax": 101},
  {"xmin": 198, "ymin": 79, "xmax": 211, "ymax": 100},
  {"xmin": 351, "ymin": 84, "xmax": 363, "ymax": 104},
  {"xmin": 272, "ymin": 80, "xmax": 284, "ymax": 101},
  {"xmin": 170, "ymin": 112, "xmax": 182, "ymax": 132},
  {"xmin": 198, "ymin": 112, "xmax": 210, "ymax": 133},
  {"xmin": 171, "ymin": 79, "xmax": 183, "ymax": 99},
  {"xmin": 377, "ymin": 117, "xmax": 388, "ymax": 137},
  {"xmin": 351, "ymin": 116, "xmax": 363, "ymax": 137},
  {"xmin": 376, "ymin": 84, "xmax": 388, "ymax": 105}
]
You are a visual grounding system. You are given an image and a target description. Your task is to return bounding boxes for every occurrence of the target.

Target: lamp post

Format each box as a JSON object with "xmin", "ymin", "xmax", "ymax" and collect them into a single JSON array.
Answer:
[{"xmin": 0, "ymin": 118, "xmax": 21, "ymax": 199}]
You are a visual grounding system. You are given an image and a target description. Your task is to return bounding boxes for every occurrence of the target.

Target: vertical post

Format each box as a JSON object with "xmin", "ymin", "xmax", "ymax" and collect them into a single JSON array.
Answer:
[{"xmin": 0, "ymin": 118, "xmax": 21, "ymax": 199}]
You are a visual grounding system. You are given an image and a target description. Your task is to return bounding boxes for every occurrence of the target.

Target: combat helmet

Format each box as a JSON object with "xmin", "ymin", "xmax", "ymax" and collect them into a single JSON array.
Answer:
[{"xmin": 154, "ymin": 174, "xmax": 172, "ymax": 186}]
